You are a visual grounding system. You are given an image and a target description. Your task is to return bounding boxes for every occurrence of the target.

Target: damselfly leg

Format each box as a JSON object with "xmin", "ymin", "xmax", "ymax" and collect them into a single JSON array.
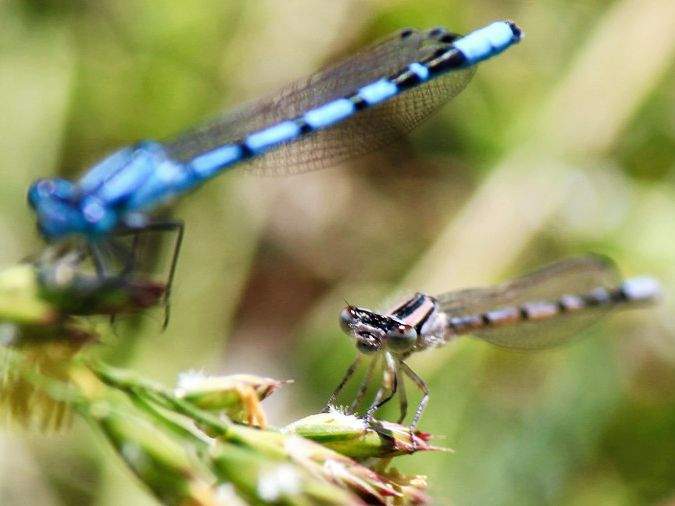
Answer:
[
  {"xmin": 322, "ymin": 355, "xmax": 363, "ymax": 413},
  {"xmin": 88, "ymin": 242, "xmax": 109, "ymax": 278},
  {"xmin": 324, "ymin": 351, "xmax": 429, "ymax": 430},
  {"xmin": 397, "ymin": 364, "xmax": 408, "ymax": 424},
  {"xmin": 349, "ymin": 354, "xmax": 381, "ymax": 414},
  {"xmin": 112, "ymin": 220, "xmax": 184, "ymax": 329},
  {"xmin": 398, "ymin": 360, "xmax": 430, "ymax": 430},
  {"xmin": 74, "ymin": 220, "xmax": 184, "ymax": 329},
  {"xmin": 365, "ymin": 352, "xmax": 398, "ymax": 422}
]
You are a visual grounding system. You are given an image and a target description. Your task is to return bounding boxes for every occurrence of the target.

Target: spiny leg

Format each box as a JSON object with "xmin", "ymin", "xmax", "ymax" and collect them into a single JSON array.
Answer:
[
  {"xmin": 89, "ymin": 238, "xmax": 135, "ymax": 281},
  {"xmin": 94, "ymin": 237, "xmax": 143, "ymax": 323},
  {"xmin": 109, "ymin": 234, "xmax": 141, "ymax": 333},
  {"xmin": 349, "ymin": 354, "xmax": 380, "ymax": 414},
  {"xmin": 148, "ymin": 221, "xmax": 183, "ymax": 329},
  {"xmin": 364, "ymin": 378, "xmax": 398, "ymax": 423},
  {"xmin": 322, "ymin": 354, "xmax": 362, "ymax": 412},
  {"xmin": 88, "ymin": 242, "xmax": 107, "ymax": 278},
  {"xmin": 365, "ymin": 352, "xmax": 398, "ymax": 421},
  {"xmin": 107, "ymin": 237, "xmax": 137, "ymax": 275},
  {"xmin": 90, "ymin": 239, "xmax": 134, "ymax": 328},
  {"xmin": 396, "ymin": 362, "xmax": 408, "ymax": 424},
  {"xmin": 398, "ymin": 360, "xmax": 429, "ymax": 430},
  {"xmin": 115, "ymin": 220, "xmax": 184, "ymax": 329}
]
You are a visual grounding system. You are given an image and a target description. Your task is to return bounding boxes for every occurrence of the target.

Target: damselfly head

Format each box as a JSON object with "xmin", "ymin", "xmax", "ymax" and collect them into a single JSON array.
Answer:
[
  {"xmin": 28, "ymin": 178, "xmax": 75, "ymax": 209},
  {"xmin": 339, "ymin": 305, "xmax": 417, "ymax": 354},
  {"xmin": 28, "ymin": 179, "xmax": 117, "ymax": 240}
]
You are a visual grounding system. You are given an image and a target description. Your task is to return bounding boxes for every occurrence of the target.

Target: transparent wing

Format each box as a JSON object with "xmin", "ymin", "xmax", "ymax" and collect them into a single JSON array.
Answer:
[
  {"xmin": 436, "ymin": 255, "xmax": 622, "ymax": 350},
  {"xmin": 164, "ymin": 27, "xmax": 475, "ymax": 175}
]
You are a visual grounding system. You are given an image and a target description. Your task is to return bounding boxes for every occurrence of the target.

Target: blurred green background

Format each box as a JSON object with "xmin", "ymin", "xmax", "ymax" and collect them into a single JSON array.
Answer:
[{"xmin": 1, "ymin": 0, "xmax": 673, "ymax": 504}]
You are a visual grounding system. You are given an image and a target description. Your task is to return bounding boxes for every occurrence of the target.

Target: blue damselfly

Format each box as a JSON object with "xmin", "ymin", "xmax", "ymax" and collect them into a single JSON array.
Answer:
[{"xmin": 27, "ymin": 21, "xmax": 521, "ymax": 323}]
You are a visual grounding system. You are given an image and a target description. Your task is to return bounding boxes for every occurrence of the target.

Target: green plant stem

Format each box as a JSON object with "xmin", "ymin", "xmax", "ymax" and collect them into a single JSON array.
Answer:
[{"xmin": 89, "ymin": 360, "xmax": 235, "ymax": 437}]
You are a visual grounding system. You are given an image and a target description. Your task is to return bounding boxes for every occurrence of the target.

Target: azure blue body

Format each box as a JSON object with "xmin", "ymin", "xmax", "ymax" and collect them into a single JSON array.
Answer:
[{"xmin": 28, "ymin": 21, "xmax": 521, "ymax": 241}]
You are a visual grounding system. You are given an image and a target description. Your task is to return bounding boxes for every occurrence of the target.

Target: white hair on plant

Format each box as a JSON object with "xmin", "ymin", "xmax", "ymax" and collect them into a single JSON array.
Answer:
[
  {"xmin": 257, "ymin": 464, "xmax": 301, "ymax": 501},
  {"xmin": 323, "ymin": 458, "xmax": 349, "ymax": 480},
  {"xmin": 120, "ymin": 442, "xmax": 145, "ymax": 467},
  {"xmin": 175, "ymin": 369, "xmax": 208, "ymax": 393},
  {"xmin": 214, "ymin": 483, "xmax": 247, "ymax": 506},
  {"xmin": 282, "ymin": 409, "xmax": 367, "ymax": 436},
  {"xmin": 327, "ymin": 406, "xmax": 367, "ymax": 430},
  {"xmin": 282, "ymin": 435, "xmax": 307, "ymax": 456}
]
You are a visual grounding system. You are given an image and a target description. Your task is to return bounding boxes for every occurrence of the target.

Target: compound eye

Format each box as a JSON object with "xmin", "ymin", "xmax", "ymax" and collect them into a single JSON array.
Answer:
[
  {"xmin": 27, "ymin": 179, "xmax": 50, "ymax": 209},
  {"xmin": 27, "ymin": 187, "xmax": 38, "ymax": 209},
  {"xmin": 27, "ymin": 178, "xmax": 74, "ymax": 209},
  {"xmin": 339, "ymin": 307, "xmax": 355, "ymax": 334},
  {"xmin": 386, "ymin": 324, "xmax": 417, "ymax": 352}
]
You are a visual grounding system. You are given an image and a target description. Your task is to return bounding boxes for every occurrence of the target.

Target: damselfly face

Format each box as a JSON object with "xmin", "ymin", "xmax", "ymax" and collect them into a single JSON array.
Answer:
[
  {"xmin": 28, "ymin": 178, "xmax": 117, "ymax": 240},
  {"xmin": 339, "ymin": 305, "xmax": 417, "ymax": 354}
]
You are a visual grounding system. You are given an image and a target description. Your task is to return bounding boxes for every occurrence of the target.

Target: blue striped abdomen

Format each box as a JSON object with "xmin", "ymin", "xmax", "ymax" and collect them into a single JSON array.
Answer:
[
  {"xmin": 453, "ymin": 21, "xmax": 522, "ymax": 65},
  {"xmin": 169, "ymin": 21, "xmax": 521, "ymax": 179}
]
